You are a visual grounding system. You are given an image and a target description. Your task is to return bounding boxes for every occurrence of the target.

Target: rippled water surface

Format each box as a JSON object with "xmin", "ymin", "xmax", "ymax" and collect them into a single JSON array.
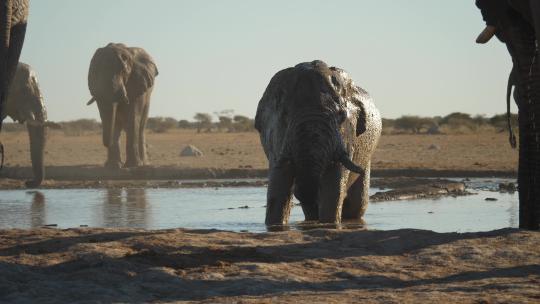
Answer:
[{"xmin": 0, "ymin": 179, "xmax": 518, "ymax": 232}]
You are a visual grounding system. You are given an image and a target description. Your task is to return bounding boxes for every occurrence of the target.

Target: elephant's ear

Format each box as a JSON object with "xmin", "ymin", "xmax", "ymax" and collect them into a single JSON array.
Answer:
[
  {"xmin": 127, "ymin": 49, "xmax": 158, "ymax": 97},
  {"xmin": 355, "ymin": 102, "xmax": 367, "ymax": 136}
]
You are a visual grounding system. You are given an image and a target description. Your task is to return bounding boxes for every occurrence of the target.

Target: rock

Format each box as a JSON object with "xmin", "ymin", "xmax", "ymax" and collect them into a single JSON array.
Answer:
[
  {"xmin": 180, "ymin": 145, "xmax": 203, "ymax": 157},
  {"xmin": 428, "ymin": 144, "xmax": 440, "ymax": 150},
  {"xmin": 499, "ymin": 182, "xmax": 517, "ymax": 193}
]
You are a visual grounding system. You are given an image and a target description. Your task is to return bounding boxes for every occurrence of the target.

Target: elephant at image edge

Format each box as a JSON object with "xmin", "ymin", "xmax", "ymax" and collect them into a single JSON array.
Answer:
[
  {"xmin": 255, "ymin": 60, "xmax": 382, "ymax": 225},
  {"xmin": 87, "ymin": 43, "xmax": 158, "ymax": 169},
  {"xmin": 1, "ymin": 0, "xmax": 29, "ymax": 164},
  {"xmin": 475, "ymin": 0, "xmax": 540, "ymax": 230},
  {"xmin": 2, "ymin": 62, "xmax": 47, "ymax": 187}
]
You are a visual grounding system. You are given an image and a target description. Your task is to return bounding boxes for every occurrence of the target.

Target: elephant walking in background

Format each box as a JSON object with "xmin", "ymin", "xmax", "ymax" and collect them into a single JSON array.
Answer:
[
  {"xmin": 255, "ymin": 60, "xmax": 381, "ymax": 225},
  {"xmin": 87, "ymin": 43, "xmax": 158, "ymax": 169},
  {"xmin": 476, "ymin": 0, "xmax": 540, "ymax": 230},
  {"xmin": 1, "ymin": 0, "xmax": 29, "ymax": 165},
  {"xmin": 2, "ymin": 62, "xmax": 46, "ymax": 188}
]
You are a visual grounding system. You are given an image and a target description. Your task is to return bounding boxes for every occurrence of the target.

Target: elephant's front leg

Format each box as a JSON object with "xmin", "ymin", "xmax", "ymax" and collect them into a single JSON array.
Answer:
[
  {"xmin": 125, "ymin": 101, "xmax": 144, "ymax": 168},
  {"xmin": 138, "ymin": 98, "xmax": 150, "ymax": 165},
  {"xmin": 105, "ymin": 123, "xmax": 122, "ymax": 170},
  {"xmin": 318, "ymin": 163, "xmax": 346, "ymax": 224},
  {"xmin": 265, "ymin": 161, "xmax": 294, "ymax": 226},
  {"xmin": 341, "ymin": 162, "xmax": 371, "ymax": 221}
]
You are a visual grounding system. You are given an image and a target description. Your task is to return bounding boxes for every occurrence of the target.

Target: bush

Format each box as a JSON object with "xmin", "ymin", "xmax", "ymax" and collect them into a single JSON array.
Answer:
[
  {"xmin": 60, "ymin": 119, "xmax": 101, "ymax": 136},
  {"xmin": 146, "ymin": 117, "xmax": 177, "ymax": 133},
  {"xmin": 394, "ymin": 116, "xmax": 435, "ymax": 134}
]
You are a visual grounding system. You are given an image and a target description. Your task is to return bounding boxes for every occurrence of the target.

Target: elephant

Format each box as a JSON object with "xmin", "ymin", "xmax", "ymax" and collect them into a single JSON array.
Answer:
[
  {"xmin": 255, "ymin": 60, "xmax": 381, "ymax": 225},
  {"xmin": 1, "ymin": 0, "xmax": 29, "ymax": 165},
  {"xmin": 476, "ymin": 0, "xmax": 540, "ymax": 230},
  {"xmin": 2, "ymin": 62, "xmax": 46, "ymax": 188},
  {"xmin": 87, "ymin": 43, "xmax": 158, "ymax": 169}
]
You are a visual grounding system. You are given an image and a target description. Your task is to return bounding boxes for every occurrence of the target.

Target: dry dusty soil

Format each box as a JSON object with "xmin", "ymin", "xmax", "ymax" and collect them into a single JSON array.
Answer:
[
  {"xmin": 0, "ymin": 130, "xmax": 519, "ymax": 177},
  {"xmin": 0, "ymin": 227, "xmax": 539, "ymax": 303}
]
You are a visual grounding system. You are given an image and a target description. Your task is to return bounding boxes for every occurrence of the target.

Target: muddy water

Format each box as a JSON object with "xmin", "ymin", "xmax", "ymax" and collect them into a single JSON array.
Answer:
[{"xmin": 0, "ymin": 179, "xmax": 517, "ymax": 232}]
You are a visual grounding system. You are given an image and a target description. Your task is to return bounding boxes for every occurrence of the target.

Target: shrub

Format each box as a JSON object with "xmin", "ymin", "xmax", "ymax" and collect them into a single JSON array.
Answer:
[{"xmin": 146, "ymin": 117, "xmax": 177, "ymax": 133}]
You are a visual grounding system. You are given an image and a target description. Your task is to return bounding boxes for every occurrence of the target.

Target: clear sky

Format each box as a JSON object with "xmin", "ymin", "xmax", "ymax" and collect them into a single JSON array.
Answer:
[{"xmin": 19, "ymin": 0, "xmax": 511, "ymax": 121}]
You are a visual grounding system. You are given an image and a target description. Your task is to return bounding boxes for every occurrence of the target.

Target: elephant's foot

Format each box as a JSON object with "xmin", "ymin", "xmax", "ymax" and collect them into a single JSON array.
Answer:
[
  {"xmin": 105, "ymin": 160, "xmax": 122, "ymax": 170},
  {"xmin": 124, "ymin": 159, "xmax": 144, "ymax": 168},
  {"xmin": 301, "ymin": 202, "xmax": 319, "ymax": 221},
  {"xmin": 25, "ymin": 179, "xmax": 42, "ymax": 188}
]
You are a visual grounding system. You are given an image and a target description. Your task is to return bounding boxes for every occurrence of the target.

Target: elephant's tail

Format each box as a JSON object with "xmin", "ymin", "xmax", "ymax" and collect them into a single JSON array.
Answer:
[
  {"xmin": 0, "ymin": 141, "xmax": 4, "ymax": 170},
  {"xmin": 507, "ymin": 66, "xmax": 518, "ymax": 149}
]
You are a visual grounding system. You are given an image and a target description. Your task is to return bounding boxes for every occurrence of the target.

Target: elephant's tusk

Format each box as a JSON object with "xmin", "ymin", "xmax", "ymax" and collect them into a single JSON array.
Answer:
[
  {"xmin": 476, "ymin": 25, "xmax": 497, "ymax": 44},
  {"xmin": 339, "ymin": 152, "xmax": 364, "ymax": 175},
  {"xmin": 86, "ymin": 97, "xmax": 96, "ymax": 106}
]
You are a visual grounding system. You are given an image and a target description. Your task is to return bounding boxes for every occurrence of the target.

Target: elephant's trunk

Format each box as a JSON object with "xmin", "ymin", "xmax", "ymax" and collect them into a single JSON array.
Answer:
[
  {"xmin": 0, "ymin": 0, "xmax": 13, "ymax": 130},
  {"xmin": 289, "ymin": 117, "xmax": 337, "ymax": 206},
  {"xmin": 26, "ymin": 123, "xmax": 45, "ymax": 188}
]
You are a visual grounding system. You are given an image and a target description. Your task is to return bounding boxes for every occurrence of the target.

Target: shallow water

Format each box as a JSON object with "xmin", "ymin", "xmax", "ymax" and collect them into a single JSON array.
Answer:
[{"xmin": 0, "ymin": 179, "xmax": 518, "ymax": 232}]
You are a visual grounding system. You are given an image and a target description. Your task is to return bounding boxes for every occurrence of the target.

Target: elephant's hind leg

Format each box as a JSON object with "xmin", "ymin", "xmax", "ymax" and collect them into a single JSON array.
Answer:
[{"xmin": 341, "ymin": 163, "xmax": 371, "ymax": 221}]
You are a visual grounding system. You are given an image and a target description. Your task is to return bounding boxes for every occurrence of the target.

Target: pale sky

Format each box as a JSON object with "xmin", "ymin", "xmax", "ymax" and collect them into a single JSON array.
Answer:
[{"xmin": 19, "ymin": 0, "xmax": 512, "ymax": 121}]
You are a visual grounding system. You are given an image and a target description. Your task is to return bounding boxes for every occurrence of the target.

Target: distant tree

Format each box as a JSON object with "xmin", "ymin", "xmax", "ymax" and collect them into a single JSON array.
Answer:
[
  {"xmin": 394, "ymin": 116, "xmax": 434, "ymax": 134},
  {"xmin": 489, "ymin": 113, "xmax": 518, "ymax": 131},
  {"xmin": 193, "ymin": 113, "xmax": 212, "ymax": 133},
  {"xmin": 218, "ymin": 116, "xmax": 233, "ymax": 131},
  {"xmin": 146, "ymin": 117, "xmax": 177, "ymax": 133},
  {"xmin": 225, "ymin": 115, "xmax": 255, "ymax": 132},
  {"xmin": 177, "ymin": 119, "xmax": 191, "ymax": 129}
]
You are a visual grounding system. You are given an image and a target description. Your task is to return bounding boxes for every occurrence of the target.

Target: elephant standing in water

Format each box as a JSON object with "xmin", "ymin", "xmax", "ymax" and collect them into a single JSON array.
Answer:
[
  {"xmin": 255, "ymin": 60, "xmax": 381, "ymax": 225},
  {"xmin": 476, "ymin": 0, "xmax": 540, "ymax": 230},
  {"xmin": 2, "ymin": 63, "xmax": 46, "ymax": 188},
  {"xmin": 87, "ymin": 43, "xmax": 158, "ymax": 169},
  {"xmin": 1, "ymin": 0, "xmax": 29, "ymax": 165}
]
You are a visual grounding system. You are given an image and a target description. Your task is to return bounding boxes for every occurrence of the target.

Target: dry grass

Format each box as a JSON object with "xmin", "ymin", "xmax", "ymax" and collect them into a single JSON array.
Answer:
[{"xmin": 0, "ymin": 129, "xmax": 518, "ymax": 172}]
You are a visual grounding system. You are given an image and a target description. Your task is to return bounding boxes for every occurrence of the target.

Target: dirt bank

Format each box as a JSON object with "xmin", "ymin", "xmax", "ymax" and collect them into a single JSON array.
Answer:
[{"xmin": 0, "ymin": 227, "xmax": 538, "ymax": 303}]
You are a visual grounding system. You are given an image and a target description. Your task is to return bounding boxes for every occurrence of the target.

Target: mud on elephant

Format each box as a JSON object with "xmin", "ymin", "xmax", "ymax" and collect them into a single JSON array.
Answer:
[
  {"xmin": 255, "ymin": 60, "xmax": 381, "ymax": 225},
  {"xmin": 2, "ymin": 62, "xmax": 47, "ymax": 188},
  {"xmin": 87, "ymin": 43, "xmax": 158, "ymax": 169}
]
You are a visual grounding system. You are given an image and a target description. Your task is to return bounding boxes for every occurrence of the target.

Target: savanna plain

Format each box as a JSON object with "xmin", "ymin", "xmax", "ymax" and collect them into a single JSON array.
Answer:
[{"xmin": 1, "ymin": 128, "xmax": 539, "ymax": 303}]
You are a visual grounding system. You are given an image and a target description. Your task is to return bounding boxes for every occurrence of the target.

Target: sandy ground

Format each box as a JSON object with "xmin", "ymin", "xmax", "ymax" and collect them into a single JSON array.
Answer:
[
  {"xmin": 0, "ymin": 129, "xmax": 519, "ymax": 172},
  {"xmin": 0, "ymin": 227, "xmax": 538, "ymax": 303}
]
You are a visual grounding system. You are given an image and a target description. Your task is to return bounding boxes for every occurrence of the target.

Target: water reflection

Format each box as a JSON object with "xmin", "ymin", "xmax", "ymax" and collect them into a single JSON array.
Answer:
[
  {"xmin": 30, "ymin": 191, "xmax": 45, "ymax": 228},
  {"xmin": 101, "ymin": 188, "xmax": 149, "ymax": 228},
  {"xmin": 0, "ymin": 182, "xmax": 522, "ymax": 232}
]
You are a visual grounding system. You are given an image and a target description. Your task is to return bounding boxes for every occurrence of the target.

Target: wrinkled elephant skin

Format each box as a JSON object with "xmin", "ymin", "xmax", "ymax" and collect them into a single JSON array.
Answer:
[
  {"xmin": 255, "ymin": 60, "xmax": 381, "ymax": 225},
  {"xmin": 87, "ymin": 43, "xmax": 158, "ymax": 169}
]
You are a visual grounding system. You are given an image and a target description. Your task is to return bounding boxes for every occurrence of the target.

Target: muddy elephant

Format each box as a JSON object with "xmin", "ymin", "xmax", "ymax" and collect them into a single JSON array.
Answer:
[
  {"xmin": 255, "ymin": 60, "xmax": 381, "ymax": 225},
  {"xmin": 476, "ymin": 0, "xmax": 540, "ymax": 230},
  {"xmin": 2, "ymin": 62, "xmax": 46, "ymax": 188},
  {"xmin": 87, "ymin": 43, "xmax": 158, "ymax": 169},
  {"xmin": 1, "ymin": 0, "xmax": 29, "ymax": 164}
]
